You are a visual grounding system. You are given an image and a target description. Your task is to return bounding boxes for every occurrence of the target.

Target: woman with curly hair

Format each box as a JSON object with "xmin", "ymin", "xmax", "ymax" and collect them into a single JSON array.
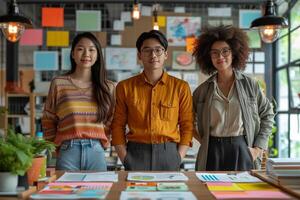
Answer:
[{"xmin": 193, "ymin": 25, "xmax": 274, "ymax": 171}]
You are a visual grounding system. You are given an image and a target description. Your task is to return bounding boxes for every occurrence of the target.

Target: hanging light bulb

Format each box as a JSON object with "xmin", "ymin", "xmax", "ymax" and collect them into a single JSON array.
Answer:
[
  {"xmin": 0, "ymin": 0, "xmax": 32, "ymax": 42},
  {"xmin": 250, "ymin": 0, "xmax": 288, "ymax": 43},
  {"xmin": 132, "ymin": 0, "xmax": 140, "ymax": 20},
  {"xmin": 259, "ymin": 25, "xmax": 280, "ymax": 43},
  {"xmin": 153, "ymin": 6, "xmax": 159, "ymax": 30}
]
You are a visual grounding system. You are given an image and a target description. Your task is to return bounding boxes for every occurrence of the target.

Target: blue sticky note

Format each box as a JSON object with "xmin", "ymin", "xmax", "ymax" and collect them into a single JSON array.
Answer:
[{"xmin": 34, "ymin": 51, "xmax": 58, "ymax": 71}]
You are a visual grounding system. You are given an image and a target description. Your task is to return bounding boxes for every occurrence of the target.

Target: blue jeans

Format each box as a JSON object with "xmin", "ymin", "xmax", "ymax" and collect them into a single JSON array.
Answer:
[{"xmin": 56, "ymin": 139, "xmax": 107, "ymax": 171}]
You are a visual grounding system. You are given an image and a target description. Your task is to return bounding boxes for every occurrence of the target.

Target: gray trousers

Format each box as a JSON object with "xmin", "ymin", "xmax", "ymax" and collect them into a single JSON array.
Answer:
[
  {"xmin": 124, "ymin": 141, "xmax": 181, "ymax": 171},
  {"xmin": 206, "ymin": 135, "xmax": 254, "ymax": 171}
]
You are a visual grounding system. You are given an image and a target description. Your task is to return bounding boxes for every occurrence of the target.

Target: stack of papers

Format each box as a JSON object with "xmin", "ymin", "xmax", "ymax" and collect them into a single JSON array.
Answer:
[
  {"xmin": 56, "ymin": 172, "xmax": 118, "ymax": 182},
  {"xmin": 266, "ymin": 158, "xmax": 300, "ymax": 185},
  {"xmin": 127, "ymin": 172, "xmax": 188, "ymax": 182}
]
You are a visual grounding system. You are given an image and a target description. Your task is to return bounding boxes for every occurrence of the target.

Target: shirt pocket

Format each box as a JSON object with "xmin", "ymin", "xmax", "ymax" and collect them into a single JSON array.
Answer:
[{"xmin": 160, "ymin": 101, "xmax": 178, "ymax": 121}]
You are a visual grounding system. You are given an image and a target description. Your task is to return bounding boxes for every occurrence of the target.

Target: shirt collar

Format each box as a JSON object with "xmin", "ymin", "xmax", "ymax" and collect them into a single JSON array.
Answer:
[
  {"xmin": 207, "ymin": 69, "xmax": 243, "ymax": 83},
  {"xmin": 138, "ymin": 71, "xmax": 168, "ymax": 85}
]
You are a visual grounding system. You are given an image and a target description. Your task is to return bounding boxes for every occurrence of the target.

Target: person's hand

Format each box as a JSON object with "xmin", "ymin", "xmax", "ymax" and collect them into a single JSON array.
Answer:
[{"xmin": 248, "ymin": 147, "xmax": 263, "ymax": 161}]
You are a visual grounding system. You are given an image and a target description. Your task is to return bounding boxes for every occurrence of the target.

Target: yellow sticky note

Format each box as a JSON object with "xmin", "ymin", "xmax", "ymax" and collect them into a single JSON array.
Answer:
[
  {"xmin": 157, "ymin": 16, "xmax": 166, "ymax": 27},
  {"xmin": 207, "ymin": 183, "xmax": 243, "ymax": 191},
  {"xmin": 47, "ymin": 31, "xmax": 69, "ymax": 47},
  {"xmin": 236, "ymin": 183, "xmax": 276, "ymax": 191}
]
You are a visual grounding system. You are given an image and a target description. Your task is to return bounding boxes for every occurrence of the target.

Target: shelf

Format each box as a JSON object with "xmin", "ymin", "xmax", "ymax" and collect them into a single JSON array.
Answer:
[
  {"xmin": 4, "ymin": 92, "xmax": 46, "ymax": 137},
  {"xmin": 7, "ymin": 114, "xmax": 31, "ymax": 118}
]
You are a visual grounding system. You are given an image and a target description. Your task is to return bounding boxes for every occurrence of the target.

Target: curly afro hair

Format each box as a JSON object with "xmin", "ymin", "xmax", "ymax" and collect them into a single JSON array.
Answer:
[{"xmin": 193, "ymin": 25, "xmax": 250, "ymax": 75}]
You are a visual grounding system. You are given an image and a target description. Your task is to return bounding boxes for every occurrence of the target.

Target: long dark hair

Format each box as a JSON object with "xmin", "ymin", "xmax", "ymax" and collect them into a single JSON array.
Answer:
[
  {"xmin": 67, "ymin": 32, "xmax": 112, "ymax": 123},
  {"xmin": 193, "ymin": 25, "xmax": 249, "ymax": 75}
]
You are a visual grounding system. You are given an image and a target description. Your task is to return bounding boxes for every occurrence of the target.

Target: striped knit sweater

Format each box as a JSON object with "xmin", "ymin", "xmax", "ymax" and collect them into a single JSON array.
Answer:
[{"xmin": 41, "ymin": 76, "xmax": 115, "ymax": 148}]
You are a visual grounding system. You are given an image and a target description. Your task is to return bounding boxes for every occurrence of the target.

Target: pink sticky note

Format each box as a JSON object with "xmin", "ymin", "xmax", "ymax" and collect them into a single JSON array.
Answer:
[
  {"xmin": 212, "ymin": 190, "xmax": 291, "ymax": 199},
  {"xmin": 246, "ymin": 191, "xmax": 291, "ymax": 199},
  {"xmin": 20, "ymin": 29, "xmax": 43, "ymax": 46},
  {"xmin": 207, "ymin": 182, "xmax": 234, "ymax": 186}
]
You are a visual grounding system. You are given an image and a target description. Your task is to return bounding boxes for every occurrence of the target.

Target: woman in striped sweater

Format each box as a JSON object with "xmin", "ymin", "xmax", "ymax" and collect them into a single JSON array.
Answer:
[{"xmin": 42, "ymin": 32, "xmax": 115, "ymax": 171}]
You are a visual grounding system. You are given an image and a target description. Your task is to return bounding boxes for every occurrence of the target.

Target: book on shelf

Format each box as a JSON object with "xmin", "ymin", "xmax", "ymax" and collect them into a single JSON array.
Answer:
[
  {"xmin": 266, "ymin": 158, "xmax": 300, "ymax": 186},
  {"xmin": 266, "ymin": 158, "xmax": 300, "ymax": 172},
  {"xmin": 267, "ymin": 158, "xmax": 300, "ymax": 166}
]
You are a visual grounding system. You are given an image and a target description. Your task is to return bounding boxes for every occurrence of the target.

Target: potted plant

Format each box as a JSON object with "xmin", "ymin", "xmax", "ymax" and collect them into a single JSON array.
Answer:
[
  {"xmin": 0, "ymin": 129, "xmax": 34, "ymax": 192},
  {"xmin": 26, "ymin": 135, "xmax": 56, "ymax": 185}
]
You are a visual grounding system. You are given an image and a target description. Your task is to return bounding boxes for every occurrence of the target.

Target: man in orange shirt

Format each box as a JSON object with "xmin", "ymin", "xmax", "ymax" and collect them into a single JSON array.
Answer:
[{"xmin": 111, "ymin": 30, "xmax": 193, "ymax": 170}]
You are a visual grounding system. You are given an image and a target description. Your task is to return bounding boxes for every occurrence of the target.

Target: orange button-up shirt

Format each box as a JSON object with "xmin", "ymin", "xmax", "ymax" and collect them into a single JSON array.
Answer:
[{"xmin": 111, "ymin": 72, "xmax": 193, "ymax": 146}]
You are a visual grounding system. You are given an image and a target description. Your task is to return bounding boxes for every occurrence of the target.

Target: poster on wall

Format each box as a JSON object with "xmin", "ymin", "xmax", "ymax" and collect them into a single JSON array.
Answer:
[
  {"xmin": 208, "ymin": 7, "xmax": 232, "ymax": 17},
  {"xmin": 76, "ymin": 10, "xmax": 101, "ymax": 31},
  {"xmin": 183, "ymin": 72, "xmax": 199, "ymax": 92},
  {"xmin": 42, "ymin": 7, "xmax": 64, "ymax": 27},
  {"xmin": 46, "ymin": 31, "xmax": 69, "ymax": 47},
  {"xmin": 239, "ymin": 9, "xmax": 261, "ymax": 29},
  {"xmin": 167, "ymin": 16, "xmax": 201, "ymax": 46},
  {"xmin": 105, "ymin": 47, "xmax": 139, "ymax": 70},
  {"xmin": 172, "ymin": 51, "xmax": 196, "ymax": 70},
  {"xmin": 20, "ymin": 29, "xmax": 43, "ymax": 46},
  {"xmin": 34, "ymin": 51, "xmax": 59, "ymax": 71},
  {"xmin": 167, "ymin": 71, "xmax": 182, "ymax": 79}
]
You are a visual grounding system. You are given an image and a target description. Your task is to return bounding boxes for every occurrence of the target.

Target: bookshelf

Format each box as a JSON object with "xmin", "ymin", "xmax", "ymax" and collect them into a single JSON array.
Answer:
[{"xmin": 4, "ymin": 93, "xmax": 47, "ymax": 137}]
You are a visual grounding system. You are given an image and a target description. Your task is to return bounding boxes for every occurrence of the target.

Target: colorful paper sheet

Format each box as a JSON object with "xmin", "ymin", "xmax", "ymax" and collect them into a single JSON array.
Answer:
[
  {"xmin": 76, "ymin": 10, "xmax": 101, "ymax": 31},
  {"xmin": 207, "ymin": 182, "xmax": 243, "ymax": 191},
  {"xmin": 42, "ymin": 7, "xmax": 64, "ymax": 27},
  {"xmin": 46, "ymin": 31, "xmax": 69, "ymax": 47},
  {"xmin": 211, "ymin": 190, "xmax": 291, "ymax": 199},
  {"xmin": 20, "ymin": 29, "xmax": 43, "ymax": 46},
  {"xmin": 236, "ymin": 182, "xmax": 276, "ymax": 191},
  {"xmin": 34, "ymin": 51, "xmax": 58, "ymax": 71},
  {"xmin": 196, "ymin": 172, "xmax": 262, "ymax": 182},
  {"xmin": 157, "ymin": 16, "xmax": 166, "ymax": 27}
]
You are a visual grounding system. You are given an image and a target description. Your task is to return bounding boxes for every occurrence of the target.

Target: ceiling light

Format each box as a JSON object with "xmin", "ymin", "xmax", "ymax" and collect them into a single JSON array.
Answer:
[
  {"xmin": 132, "ymin": 0, "xmax": 141, "ymax": 20},
  {"xmin": 153, "ymin": 6, "xmax": 159, "ymax": 30},
  {"xmin": 250, "ymin": 0, "xmax": 288, "ymax": 43},
  {"xmin": 0, "ymin": 0, "xmax": 33, "ymax": 42}
]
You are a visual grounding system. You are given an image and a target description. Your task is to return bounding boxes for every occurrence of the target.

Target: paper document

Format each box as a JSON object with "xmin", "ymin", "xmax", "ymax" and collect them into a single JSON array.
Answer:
[
  {"xmin": 31, "ymin": 182, "xmax": 112, "ymax": 199},
  {"xmin": 56, "ymin": 172, "xmax": 118, "ymax": 182},
  {"xmin": 196, "ymin": 172, "xmax": 262, "ymax": 182},
  {"xmin": 127, "ymin": 172, "xmax": 188, "ymax": 182},
  {"xmin": 120, "ymin": 191, "xmax": 197, "ymax": 200}
]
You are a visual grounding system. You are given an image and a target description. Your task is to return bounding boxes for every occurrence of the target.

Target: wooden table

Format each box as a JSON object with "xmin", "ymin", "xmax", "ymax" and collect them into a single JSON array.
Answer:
[
  {"xmin": 0, "ymin": 171, "xmax": 297, "ymax": 200},
  {"xmin": 105, "ymin": 171, "xmax": 215, "ymax": 200}
]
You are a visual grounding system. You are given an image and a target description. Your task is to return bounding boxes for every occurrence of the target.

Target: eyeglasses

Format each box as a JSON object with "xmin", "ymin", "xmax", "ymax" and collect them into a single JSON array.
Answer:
[
  {"xmin": 210, "ymin": 48, "xmax": 231, "ymax": 59},
  {"xmin": 141, "ymin": 47, "xmax": 165, "ymax": 56}
]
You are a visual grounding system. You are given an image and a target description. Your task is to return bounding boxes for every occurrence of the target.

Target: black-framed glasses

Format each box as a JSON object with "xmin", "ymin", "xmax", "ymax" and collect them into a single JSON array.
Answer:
[
  {"xmin": 210, "ymin": 48, "xmax": 231, "ymax": 58},
  {"xmin": 141, "ymin": 47, "xmax": 165, "ymax": 56}
]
